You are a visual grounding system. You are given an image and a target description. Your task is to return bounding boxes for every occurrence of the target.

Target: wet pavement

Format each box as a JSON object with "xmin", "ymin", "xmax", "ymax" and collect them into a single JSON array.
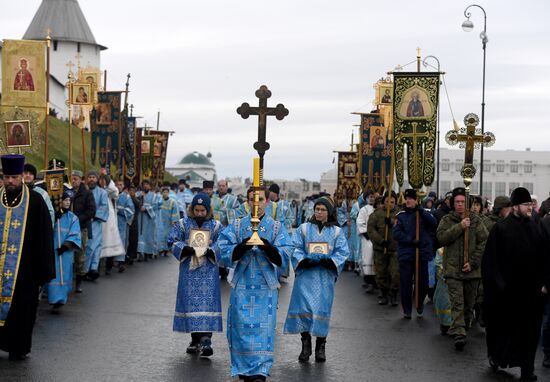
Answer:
[{"xmin": 0, "ymin": 256, "xmax": 548, "ymax": 382}]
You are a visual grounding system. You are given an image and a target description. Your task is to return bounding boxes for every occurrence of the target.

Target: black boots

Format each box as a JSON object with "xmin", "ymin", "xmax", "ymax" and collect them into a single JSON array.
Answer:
[
  {"xmin": 299, "ymin": 334, "xmax": 326, "ymax": 363},
  {"xmin": 75, "ymin": 275, "xmax": 83, "ymax": 293},
  {"xmin": 389, "ymin": 289, "xmax": 398, "ymax": 307},
  {"xmin": 299, "ymin": 332, "xmax": 312, "ymax": 362},
  {"xmin": 315, "ymin": 337, "xmax": 326, "ymax": 362},
  {"xmin": 378, "ymin": 290, "xmax": 388, "ymax": 305}
]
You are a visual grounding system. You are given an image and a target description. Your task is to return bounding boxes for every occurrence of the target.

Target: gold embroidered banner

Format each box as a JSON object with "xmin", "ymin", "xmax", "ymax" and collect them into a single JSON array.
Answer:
[
  {"xmin": 392, "ymin": 72, "xmax": 440, "ymax": 189},
  {"xmin": 1, "ymin": 39, "xmax": 46, "ymax": 109},
  {"xmin": 335, "ymin": 151, "xmax": 361, "ymax": 203}
]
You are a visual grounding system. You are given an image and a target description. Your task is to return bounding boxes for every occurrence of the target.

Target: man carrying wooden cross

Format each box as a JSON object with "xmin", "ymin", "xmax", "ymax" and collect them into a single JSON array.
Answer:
[{"xmin": 436, "ymin": 187, "xmax": 488, "ymax": 350}]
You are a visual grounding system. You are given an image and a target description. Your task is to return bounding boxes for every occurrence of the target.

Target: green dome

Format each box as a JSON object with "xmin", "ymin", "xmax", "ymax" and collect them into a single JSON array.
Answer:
[{"xmin": 178, "ymin": 151, "xmax": 213, "ymax": 165}]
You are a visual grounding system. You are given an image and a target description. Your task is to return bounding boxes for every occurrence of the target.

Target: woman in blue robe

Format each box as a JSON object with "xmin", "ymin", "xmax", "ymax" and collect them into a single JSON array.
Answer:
[
  {"xmin": 167, "ymin": 193, "xmax": 223, "ymax": 358},
  {"xmin": 157, "ymin": 187, "xmax": 180, "ymax": 255},
  {"xmin": 47, "ymin": 190, "xmax": 82, "ymax": 309},
  {"xmin": 284, "ymin": 196, "xmax": 349, "ymax": 363}
]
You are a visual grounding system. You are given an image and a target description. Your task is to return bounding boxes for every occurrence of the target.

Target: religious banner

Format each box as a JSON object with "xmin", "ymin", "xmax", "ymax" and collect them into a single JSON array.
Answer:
[
  {"xmin": 141, "ymin": 134, "xmax": 155, "ymax": 181},
  {"xmin": 0, "ymin": 107, "xmax": 44, "ymax": 155},
  {"xmin": 122, "ymin": 116, "xmax": 137, "ymax": 184},
  {"xmin": 133, "ymin": 127, "xmax": 143, "ymax": 187},
  {"xmin": 149, "ymin": 130, "xmax": 170, "ymax": 184},
  {"xmin": 43, "ymin": 167, "xmax": 65, "ymax": 214},
  {"xmin": 335, "ymin": 151, "xmax": 361, "ymax": 203},
  {"xmin": 1, "ymin": 39, "xmax": 46, "ymax": 109},
  {"xmin": 358, "ymin": 112, "xmax": 392, "ymax": 193},
  {"xmin": 392, "ymin": 72, "xmax": 440, "ymax": 189},
  {"xmin": 90, "ymin": 91, "xmax": 122, "ymax": 172}
]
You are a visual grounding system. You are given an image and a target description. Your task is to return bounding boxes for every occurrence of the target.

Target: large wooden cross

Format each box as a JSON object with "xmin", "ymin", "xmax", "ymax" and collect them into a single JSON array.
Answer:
[
  {"xmin": 236, "ymin": 85, "xmax": 289, "ymax": 160},
  {"xmin": 445, "ymin": 113, "xmax": 495, "ymax": 185}
]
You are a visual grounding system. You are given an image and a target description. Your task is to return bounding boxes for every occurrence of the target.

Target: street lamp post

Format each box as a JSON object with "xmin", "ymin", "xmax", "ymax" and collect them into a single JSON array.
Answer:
[
  {"xmin": 462, "ymin": 4, "xmax": 488, "ymax": 196},
  {"xmin": 422, "ymin": 55, "xmax": 441, "ymax": 197}
]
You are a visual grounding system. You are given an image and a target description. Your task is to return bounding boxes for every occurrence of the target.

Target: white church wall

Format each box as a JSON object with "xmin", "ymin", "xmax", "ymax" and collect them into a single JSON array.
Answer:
[{"xmin": 50, "ymin": 41, "xmax": 100, "ymax": 83}]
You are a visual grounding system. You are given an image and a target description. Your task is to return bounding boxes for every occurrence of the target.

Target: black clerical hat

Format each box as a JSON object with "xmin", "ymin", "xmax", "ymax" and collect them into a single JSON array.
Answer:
[
  {"xmin": 1, "ymin": 154, "xmax": 25, "ymax": 175},
  {"xmin": 510, "ymin": 187, "xmax": 532, "ymax": 206}
]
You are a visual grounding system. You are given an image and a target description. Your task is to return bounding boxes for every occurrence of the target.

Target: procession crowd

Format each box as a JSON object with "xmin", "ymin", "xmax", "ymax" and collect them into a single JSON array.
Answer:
[{"xmin": 0, "ymin": 154, "xmax": 549, "ymax": 382}]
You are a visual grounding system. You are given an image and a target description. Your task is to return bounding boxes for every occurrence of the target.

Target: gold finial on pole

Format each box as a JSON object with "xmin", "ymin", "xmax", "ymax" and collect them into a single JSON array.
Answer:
[
  {"xmin": 416, "ymin": 47, "xmax": 421, "ymax": 72},
  {"xmin": 247, "ymin": 158, "xmax": 264, "ymax": 246}
]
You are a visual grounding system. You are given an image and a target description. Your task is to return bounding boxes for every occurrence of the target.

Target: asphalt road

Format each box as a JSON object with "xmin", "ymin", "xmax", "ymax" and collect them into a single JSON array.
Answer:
[{"xmin": 0, "ymin": 256, "xmax": 547, "ymax": 382}]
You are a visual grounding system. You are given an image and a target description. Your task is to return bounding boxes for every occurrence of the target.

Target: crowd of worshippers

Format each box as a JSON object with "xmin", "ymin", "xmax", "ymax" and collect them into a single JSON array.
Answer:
[
  {"xmin": 338, "ymin": 186, "xmax": 550, "ymax": 381},
  {"xmin": 1, "ymin": 153, "xmax": 549, "ymax": 382}
]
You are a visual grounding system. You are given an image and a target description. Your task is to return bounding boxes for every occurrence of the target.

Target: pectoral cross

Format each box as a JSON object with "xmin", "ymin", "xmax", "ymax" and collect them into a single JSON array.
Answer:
[
  {"xmin": 236, "ymin": 85, "xmax": 289, "ymax": 162},
  {"xmin": 445, "ymin": 113, "xmax": 495, "ymax": 186}
]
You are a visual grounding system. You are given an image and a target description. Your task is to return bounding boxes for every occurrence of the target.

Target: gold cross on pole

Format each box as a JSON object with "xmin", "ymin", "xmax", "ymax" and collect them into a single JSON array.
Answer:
[
  {"xmin": 445, "ymin": 113, "xmax": 495, "ymax": 186},
  {"xmin": 445, "ymin": 113, "xmax": 495, "ymax": 265},
  {"xmin": 400, "ymin": 122, "xmax": 430, "ymax": 188}
]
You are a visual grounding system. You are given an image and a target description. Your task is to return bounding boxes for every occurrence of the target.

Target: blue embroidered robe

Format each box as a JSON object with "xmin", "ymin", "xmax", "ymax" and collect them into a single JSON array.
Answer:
[
  {"xmin": 284, "ymin": 222, "xmax": 349, "ymax": 337},
  {"xmin": 116, "ymin": 191, "xmax": 135, "ymax": 249},
  {"xmin": 137, "ymin": 191, "xmax": 158, "ymax": 255},
  {"xmin": 212, "ymin": 193, "xmax": 241, "ymax": 226},
  {"xmin": 47, "ymin": 211, "xmax": 81, "ymax": 305},
  {"xmin": 265, "ymin": 199, "xmax": 295, "ymax": 232},
  {"xmin": 85, "ymin": 186, "xmax": 109, "ymax": 272},
  {"xmin": 33, "ymin": 186, "xmax": 55, "ymax": 227},
  {"xmin": 337, "ymin": 200, "xmax": 356, "ymax": 262},
  {"xmin": 217, "ymin": 215, "xmax": 291, "ymax": 377},
  {"xmin": 156, "ymin": 198, "xmax": 179, "ymax": 252},
  {"xmin": 168, "ymin": 217, "xmax": 223, "ymax": 333}
]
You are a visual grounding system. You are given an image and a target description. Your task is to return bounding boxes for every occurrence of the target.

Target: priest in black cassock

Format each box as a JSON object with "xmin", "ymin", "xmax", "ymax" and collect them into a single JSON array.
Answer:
[
  {"xmin": 482, "ymin": 187, "xmax": 550, "ymax": 381},
  {"xmin": 0, "ymin": 155, "xmax": 55, "ymax": 360}
]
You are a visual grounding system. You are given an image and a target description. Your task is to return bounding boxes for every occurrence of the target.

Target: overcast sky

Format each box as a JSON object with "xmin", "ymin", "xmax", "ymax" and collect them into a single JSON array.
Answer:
[{"xmin": 2, "ymin": 0, "xmax": 550, "ymax": 180}]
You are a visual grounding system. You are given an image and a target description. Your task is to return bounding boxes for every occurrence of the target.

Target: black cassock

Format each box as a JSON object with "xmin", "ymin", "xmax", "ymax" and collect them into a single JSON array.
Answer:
[
  {"xmin": 482, "ymin": 213, "xmax": 550, "ymax": 371},
  {"xmin": 0, "ymin": 189, "xmax": 55, "ymax": 355}
]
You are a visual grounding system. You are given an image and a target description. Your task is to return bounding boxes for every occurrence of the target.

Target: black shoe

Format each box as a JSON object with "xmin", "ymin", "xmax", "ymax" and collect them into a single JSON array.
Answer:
[
  {"xmin": 403, "ymin": 313, "xmax": 412, "ymax": 319},
  {"xmin": 186, "ymin": 342, "xmax": 201, "ymax": 354},
  {"xmin": 200, "ymin": 337, "xmax": 213, "ymax": 358},
  {"xmin": 488, "ymin": 356, "xmax": 499, "ymax": 372},
  {"xmin": 389, "ymin": 290, "xmax": 398, "ymax": 307},
  {"xmin": 75, "ymin": 277, "xmax": 83, "ymax": 293},
  {"xmin": 440, "ymin": 325, "xmax": 449, "ymax": 335},
  {"xmin": 86, "ymin": 271, "xmax": 99, "ymax": 281},
  {"xmin": 314, "ymin": 337, "xmax": 326, "ymax": 362},
  {"xmin": 378, "ymin": 291, "xmax": 388, "ymax": 305},
  {"xmin": 543, "ymin": 354, "xmax": 550, "ymax": 368},
  {"xmin": 299, "ymin": 333, "xmax": 312, "ymax": 362},
  {"xmin": 105, "ymin": 267, "xmax": 112, "ymax": 276},
  {"xmin": 520, "ymin": 371, "xmax": 538, "ymax": 381},
  {"xmin": 365, "ymin": 284, "xmax": 374, "ymax": 294},
  {"xmin": 8, "ymin": 352, "xmax": 27, "ymax": 361},
  {"xmin": 454, "ymin": 335, "xmax": 466, "ymax": 351},
  {"xmin": 416, "ymin": 308, "xmax": 424, "ymax": 318}
]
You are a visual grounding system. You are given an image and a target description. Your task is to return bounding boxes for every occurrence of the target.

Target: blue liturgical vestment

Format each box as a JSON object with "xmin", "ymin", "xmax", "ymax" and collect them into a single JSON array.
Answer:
[
  {"xmin": 217, "ymin": 215, "xmax": 291, "ymax": 378},
  {"xmin": 137, "ymin": 191, "xmax": 158, "ymax": 255},
  {"xmin": 157, "ymin": 198, "xmax": 180, "ymax": 252},
  {"xmin": 168, "ymin": 217, "xmax": 223, "ymax": 333},
  {"xmin": 85, "ymin": 186, "xmax": 109, "ymax": 272},
  {"xmin": 337, "ymin": 200, "xmax": 356, "ymax": 261},
  {"xmin": 212, "ymin": 193, "xmax": 240, "ymax": 226},
  {"xmin": 284, "ymin": 222, "xmax": 348, "ymax": 337},
  {"xmin": 47, "ymin": 211, "xmax": 81, "ymax": 305},
  {"xmin": 265, "ymin": 199, "xmax": 295, "ymax": 232},
  {"xmin": 116, "ymin": 191, "xmax": 135, "ymax": 249}
]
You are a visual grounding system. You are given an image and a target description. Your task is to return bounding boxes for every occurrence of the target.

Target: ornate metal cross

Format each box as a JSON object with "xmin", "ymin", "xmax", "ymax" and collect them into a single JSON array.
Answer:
[
  {"xmin": 445, "ymin": 113, "xmax": 495, "ymax": 265},
  {"xmin": 445, "ymin": 113, "xmax": 495, "ymax": 187},
  {"xmin": 236, "ymin": 85, "xmax": 289, "ymax": 159}
]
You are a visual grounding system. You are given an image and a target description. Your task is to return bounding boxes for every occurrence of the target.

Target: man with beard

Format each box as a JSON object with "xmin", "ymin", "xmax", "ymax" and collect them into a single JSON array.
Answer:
[
  {"xmin": 0, "ymin": 155, "xmax": 55, "ymax": 360},
  {"xmin": 436, "ymin": 187, "xmax": 488, "ymax": 350},
  {"xmin": 482, "ymin": 187, "xmax": 550, "ymax": 381}
]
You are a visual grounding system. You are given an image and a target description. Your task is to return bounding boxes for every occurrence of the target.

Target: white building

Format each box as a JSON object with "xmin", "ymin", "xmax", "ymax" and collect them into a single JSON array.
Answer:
[
  {"xmin": 437, "ymin": 147, "xmax": 550, "ymax": 201},
  {"xmin": 269, "ymin": 178, "xmax": 320, "ymax": 201},
  {"xmin": 1, "ymin": 0, "xmax": 106, "ymax": 118},
  {"xmin": 318, "ymin": 147, "xmax": 550, "ymax": 202},
  {"xmin": 166, "ymin": 151, "xmax": 217, "ymax": 189}
]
